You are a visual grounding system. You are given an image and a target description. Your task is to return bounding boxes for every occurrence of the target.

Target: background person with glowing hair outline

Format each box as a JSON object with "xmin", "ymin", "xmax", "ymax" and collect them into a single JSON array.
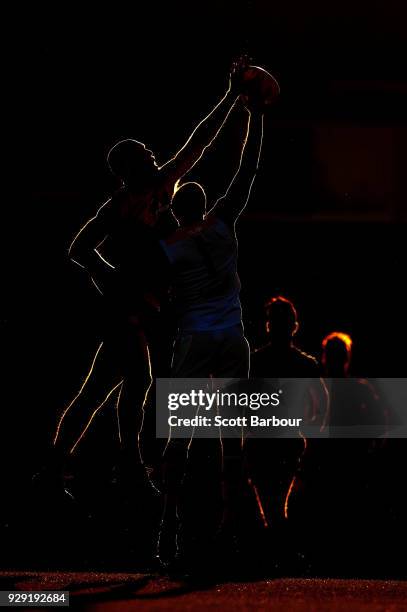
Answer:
[{"xmin": 319, "ymin": 331, "xmax": 387, "ymax": 560}]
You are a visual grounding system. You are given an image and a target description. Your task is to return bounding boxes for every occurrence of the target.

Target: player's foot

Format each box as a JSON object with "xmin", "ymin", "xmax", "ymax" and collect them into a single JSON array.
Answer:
[{"xmin": 155, "ymin": 509, "xmax": 180, "ymax": 568}]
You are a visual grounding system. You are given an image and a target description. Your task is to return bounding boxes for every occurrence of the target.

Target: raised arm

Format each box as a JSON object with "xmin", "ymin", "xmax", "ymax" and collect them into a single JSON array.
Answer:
[
  {"xmin": 209, "ymin": 109, "xmax": 264, "ymax": 226},
  {"xmin": 159, "ymin": 60, "xmax": 248, "ymax": 185}
]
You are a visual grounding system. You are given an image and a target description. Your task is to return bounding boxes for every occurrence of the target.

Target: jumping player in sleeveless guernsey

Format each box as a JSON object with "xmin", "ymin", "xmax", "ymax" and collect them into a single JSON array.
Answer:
[
  {"xmin": 161, "ymin": 106, "xmax": 264, "ymax": 378},
  {"xmin": 156, "ymin": 101, "xmax": 264, "ymax": 567}
]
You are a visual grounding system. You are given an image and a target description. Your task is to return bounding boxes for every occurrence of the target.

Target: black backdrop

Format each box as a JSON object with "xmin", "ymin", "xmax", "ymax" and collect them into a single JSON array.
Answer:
[{"xmin": 2, "ymin": 0, "xmax": 406, "ymax": 571}]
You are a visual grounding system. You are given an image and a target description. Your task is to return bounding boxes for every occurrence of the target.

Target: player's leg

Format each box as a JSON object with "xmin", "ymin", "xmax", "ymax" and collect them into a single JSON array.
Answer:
[
  {"xmin": 113, "ymin": 319, "xmax": 153, "ymax": 487},
  {"xmin": 53, "ymin": 339, "xmax": 124, "ymax": 457},
  {"xmin": 215, "ymin": 325, "xmax": 251, "ymax": 539},
  {"xmin": 31, "ymin": 334, "xmax": 125, "ymax": 496},
  {"xmin": 157, "ymin": 331, "xmax": 217, "ymax": 566}
]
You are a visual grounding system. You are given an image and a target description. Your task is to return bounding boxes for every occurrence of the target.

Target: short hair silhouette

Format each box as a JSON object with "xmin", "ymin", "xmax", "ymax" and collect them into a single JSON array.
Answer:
[
  {"xmin": 265, "ymin": 295, "xmax": 299, "ymax": 338},
  {"xmin": 322, "ymin": 331, "xmax": 353, "ymax": 374},
  {"xmin": 171, "ymin": 181, "xmax": 207, "ymax": 225},
  {"xmin": 107, "ymin": 139, "xmax": 156, "ymax": 185}
]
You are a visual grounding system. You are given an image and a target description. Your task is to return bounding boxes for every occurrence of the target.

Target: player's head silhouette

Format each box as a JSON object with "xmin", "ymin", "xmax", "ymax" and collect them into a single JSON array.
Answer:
[
  {"xmin": 171, "ymin": 181, "xmax": 207, "ymax": 226},
  {"xmin": 107, "ymin": 139, "xmax": 158, "ymax": 188},
  {"xmin": 264, "ymin": 296, "xmax": 299, "ymax": 347},
  {"xmin": 322, "ymin": 331, "xmax": 353, "ymax": 376}
]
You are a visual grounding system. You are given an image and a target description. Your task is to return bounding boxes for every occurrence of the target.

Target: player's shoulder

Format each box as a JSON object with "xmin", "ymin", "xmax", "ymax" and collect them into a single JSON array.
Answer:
[
  {"xmin": 293, "ymin": 346, "xmax": 321, "ymax": 373},
  {"xmin": 163, "ymin": 227, "xmax": 185, "ymax": 246},
  {"xmin": 202, "ymin": 213, "xmax": 222, "ymax": 229},
  {"xmin": 204, "ymin": 211, "xmax": 235, "ymax": 236},
  {"xmin": 97, "ymin": 187, "xmax": 128, "ymax": 212},
  {"xmin": 108, "ymin": 186, "xmax": 153, "ymax": 220},
  {"xmin": 163, "ymin": 215, "xmax": 213, "ymax": 245},
  {"xmin": 89, "ymin": 195, "xmax": 114, "ymax": 222},
  {"xmin": 96, "ymin": 187, "xmax": 148, "ymax": 224}
]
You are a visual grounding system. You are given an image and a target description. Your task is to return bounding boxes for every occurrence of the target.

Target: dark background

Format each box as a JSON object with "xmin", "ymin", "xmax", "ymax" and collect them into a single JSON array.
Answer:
[{"xmin": 1, "ymin": 0, "xmax": 406, "ymax": 573}]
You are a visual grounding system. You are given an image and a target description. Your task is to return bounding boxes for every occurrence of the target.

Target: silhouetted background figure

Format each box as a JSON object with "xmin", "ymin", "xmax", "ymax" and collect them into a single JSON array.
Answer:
[
  {"xmin": 48, "ymin": 64, "xmax": 247, "ymax": 497},
  {"xmin": 322, "ymin": 331, "xmax": 386, "ymax": 434},
  {"xmin": 319, "ymin": 332, "xmax": 387, "ymax": 564},
  {"xmin": 248, "ymin": 296, "xmax": 326, "ymax": 559},
  {"xmin": 251, "ymin": 296, "xmax": 321, "ymax": 377},
  {"xmin": 157, "ymin": 100, "xmax": 264, "ymax": 566}
]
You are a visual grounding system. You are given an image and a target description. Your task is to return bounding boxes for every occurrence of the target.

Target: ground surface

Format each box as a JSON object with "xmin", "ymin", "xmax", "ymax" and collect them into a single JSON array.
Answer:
[{"xmin": 1, "ymin": 572, "xmax": 406, "ymax": 611}]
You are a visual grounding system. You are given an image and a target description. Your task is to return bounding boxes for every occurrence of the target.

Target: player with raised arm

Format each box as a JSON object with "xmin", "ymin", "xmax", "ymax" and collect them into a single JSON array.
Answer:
[
  {"xmin": 157, "ymin": 67, "xmax": 279, "ymax": 567},
  {"xmin": 47, "ymin": 60, "xmax": 251, "ymax": 493},
  {"xmin": 162, "ymin": 101, "xmax": 266, "ymax": 379}
]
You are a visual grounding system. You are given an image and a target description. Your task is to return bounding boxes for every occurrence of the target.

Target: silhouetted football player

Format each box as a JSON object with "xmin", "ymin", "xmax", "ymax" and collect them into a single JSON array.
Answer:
[
  {"xmin": 157, "ymin": 90, "xmax": 265, "ymax": 566},
  {"xmin": 48, "ymin": 60, "xmax": 250, "ymax": 493}
]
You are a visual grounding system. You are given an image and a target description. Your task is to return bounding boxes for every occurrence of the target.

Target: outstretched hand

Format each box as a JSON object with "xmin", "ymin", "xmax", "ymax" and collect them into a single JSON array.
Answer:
[{"xmin": 228, "ymin": 55, "xmax": 251, "ymax": 94}]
